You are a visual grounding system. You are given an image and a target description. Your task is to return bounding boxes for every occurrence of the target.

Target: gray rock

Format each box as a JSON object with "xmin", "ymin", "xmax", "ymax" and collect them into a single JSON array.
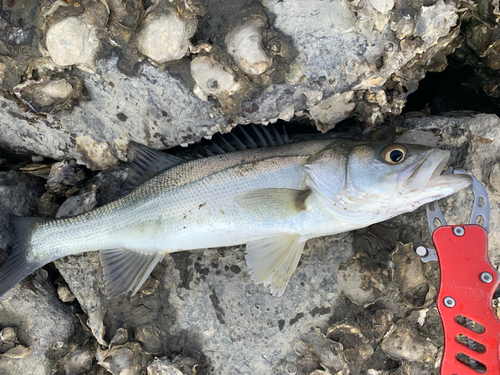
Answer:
[
  {"xmin": 56, "ymin": 234, "xmax": 353, "ymax": 374},
  {"xmin": 0, "ymin": 0, "xmax": 462, "ymax": 169},
  {"xmin": 0, "ymin": 271, "xmax": 79, "ymax": 375}
]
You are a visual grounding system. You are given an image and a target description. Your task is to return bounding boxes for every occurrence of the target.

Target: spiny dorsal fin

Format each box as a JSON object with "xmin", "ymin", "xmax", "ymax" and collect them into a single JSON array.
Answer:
[
  {"xmin": 120, "ymin": 125, "xmax": 290, "ymax": 195},
  {"xmin": 99, "ymin": 248, "xmax": 164, "ymax": 299},
  {"xmin": 120, "ymin": 142, "xmax": 184, "ymax": 197},
  {"xmin": 200, "ymin": 124, "xmax": 290, "ymax": 156},
  {"xmin": 245, "ymin": 233, "xmax": 306, "ymax": 297}
]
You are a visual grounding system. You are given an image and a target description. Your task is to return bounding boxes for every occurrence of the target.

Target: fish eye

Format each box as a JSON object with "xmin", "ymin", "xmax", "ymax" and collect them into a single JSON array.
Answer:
[{"xmin": 381, "ymin": 145, "xmax": 407, "ymax": 164}]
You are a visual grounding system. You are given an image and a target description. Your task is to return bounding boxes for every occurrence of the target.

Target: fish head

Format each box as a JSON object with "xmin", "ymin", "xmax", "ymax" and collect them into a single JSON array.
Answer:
[{"xmin": 343, "ymin": 142, "xmax": 471, "ymax": 212}]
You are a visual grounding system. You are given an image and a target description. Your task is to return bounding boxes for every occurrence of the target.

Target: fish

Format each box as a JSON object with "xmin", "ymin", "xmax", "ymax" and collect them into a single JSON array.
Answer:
[{"xmin": 0, "ymin": 130, "xmax": 471, "ymax": 299}]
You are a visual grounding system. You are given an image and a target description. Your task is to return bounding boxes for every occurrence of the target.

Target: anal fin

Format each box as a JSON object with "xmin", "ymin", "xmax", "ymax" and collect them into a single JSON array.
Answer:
[
  {"xmin": 99, "ymin": 248, "xmax": 164, "ymax": 299},
  {"xmin": 245, "ymin": 234, "xmax": 306, "ymax": 297}
]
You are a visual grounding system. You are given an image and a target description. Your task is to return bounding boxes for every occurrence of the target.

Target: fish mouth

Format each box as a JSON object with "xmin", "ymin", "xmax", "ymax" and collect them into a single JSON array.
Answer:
[{"xmin": 398, "ymin": 149, "xmax": 471, "ymax": 192}]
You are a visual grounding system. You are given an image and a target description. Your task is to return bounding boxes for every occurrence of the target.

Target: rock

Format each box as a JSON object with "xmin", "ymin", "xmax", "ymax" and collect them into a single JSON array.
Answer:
[
  {"xmin": 338, "ymin": 252, "xmax": 388, "ymax": 307},
  {"xmin": 0, "ymin": 0, "xmax": 463, "ymax": 168},
  {"xmin": 56, "ymin": 231, "xmax": 352, "ymax": 373},
  {"xmin": 381, "ymin": 320, "xmax": 438, "ymax": 364},
  {"xmin": 57, "ymin": 284, "xmax": 76, "ymax": 304},
  {"xmin": 225, "ymin": 11, "xmax": 273, "ymax": 76},
  {"xmin": 0, "ymin": 273, "xmax": 80, "ymax": 374},
  {"xmin": 40, "ymin": 0, "xmax": 109, "ymax": 72},
  {"xmin": 56, "ymin": 343, "xmax": 96, "ymax": 374},
  {"xmin": 358, "ymin": 309, "xmax": 394, "ymax": 343},
  {"xmin": 408, "ymin": 306, "xmax": 444, "ymax": 347},
  {"xmin": 147, "ymin": 354, "xmax": 208, "ymax": 375}
]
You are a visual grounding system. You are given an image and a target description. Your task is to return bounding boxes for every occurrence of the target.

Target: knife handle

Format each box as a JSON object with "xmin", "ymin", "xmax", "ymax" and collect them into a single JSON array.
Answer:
[{"xmin": 432, "ymin": 224, "xmax": 500, "ymax": 374}]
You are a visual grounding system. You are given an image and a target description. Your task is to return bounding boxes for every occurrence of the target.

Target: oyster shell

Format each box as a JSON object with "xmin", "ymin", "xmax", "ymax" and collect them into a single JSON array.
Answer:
[
  {"xmin": 137, "ymin": 0, "xmax": 198, "ymax": 65},
  {"xmin": 190, "ymin": 54, "xmax": 252, "ymax": 114},
  {"xmin": 39, "ymin": 0, "xmax": 109, "ymax": 72},
  {"xmin": 225, "ymin": 11, "xmax": 273, "ymax": 76},
  {"xmin": 13, "ymin": 75, "xmax": 83, "ymax": 114}
]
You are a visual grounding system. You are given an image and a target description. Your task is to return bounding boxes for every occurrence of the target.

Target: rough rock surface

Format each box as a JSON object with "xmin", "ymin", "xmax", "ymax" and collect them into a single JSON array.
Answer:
[{"xmin": 0, "ymin": 0, "xmax": 462, "ymax": 169}]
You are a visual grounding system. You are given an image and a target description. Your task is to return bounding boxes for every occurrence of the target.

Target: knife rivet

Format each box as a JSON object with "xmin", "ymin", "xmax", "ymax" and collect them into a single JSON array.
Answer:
[
  {"xmin": 416, "ymin": 246, "xmax": 428, "ymax": 257},
  {"xmin": 480, "ymin": 272, "xmax": 493, "ymax": 283},
  {"xmin": 453, "ymin": 227, "xmax": 465, "ymax": 236},
  {"xmin": 443, "ymin": 297, "xmax": 456, "ymax": 308}
]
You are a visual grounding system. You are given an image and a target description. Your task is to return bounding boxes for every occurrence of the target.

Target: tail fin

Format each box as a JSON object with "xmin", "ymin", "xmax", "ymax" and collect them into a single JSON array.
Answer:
[{"xmin": 0, "ymin": 216, "xmax": 46, "ymax": 299}]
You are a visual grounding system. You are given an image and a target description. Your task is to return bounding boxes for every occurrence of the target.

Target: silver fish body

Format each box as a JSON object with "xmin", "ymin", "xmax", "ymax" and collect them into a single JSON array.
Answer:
[{"xmin": 0, "ymin": 137, "xmax": 471, "ymax": 298}]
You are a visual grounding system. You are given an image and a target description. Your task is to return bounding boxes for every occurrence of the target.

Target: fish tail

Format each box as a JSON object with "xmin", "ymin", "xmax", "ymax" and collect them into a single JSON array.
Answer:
[{"xmin": 0, "ymin": 215, "xmax": 47, "ymax": 299}]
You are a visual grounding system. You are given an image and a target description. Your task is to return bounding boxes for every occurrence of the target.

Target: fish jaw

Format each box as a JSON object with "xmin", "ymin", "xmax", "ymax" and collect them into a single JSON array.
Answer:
[{"xmin": 397, "ymin": 147, "xmax": 472, "ymax": 206}]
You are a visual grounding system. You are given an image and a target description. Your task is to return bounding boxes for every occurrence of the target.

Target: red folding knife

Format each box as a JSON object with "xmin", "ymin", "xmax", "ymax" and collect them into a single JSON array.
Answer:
[{"xmin": 418, "ymin": 169, "xmax": 497, "ymax": 374}]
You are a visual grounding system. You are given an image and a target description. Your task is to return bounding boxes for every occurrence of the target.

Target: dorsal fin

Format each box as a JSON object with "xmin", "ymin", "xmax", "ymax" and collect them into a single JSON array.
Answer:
[
  {"xmin": 198, "ymin": 124, "xmax": 290, "ymax": 157},
  {"xmin": 119, "ymin": 142, "xmax": 184, "ymax": 197},
  {"xmin": 120, "ymin": 125, "xmax": 290, "ymax": 196}
]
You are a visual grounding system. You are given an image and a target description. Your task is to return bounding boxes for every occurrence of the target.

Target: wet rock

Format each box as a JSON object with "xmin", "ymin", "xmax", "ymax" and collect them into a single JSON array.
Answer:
[
  {"xmin": 381, "ymin": 320, "xmax": 438, "ymax": 365},
  {"xmin": 338, "ymin": 252, "xmax": 388, "ymax": 306}
]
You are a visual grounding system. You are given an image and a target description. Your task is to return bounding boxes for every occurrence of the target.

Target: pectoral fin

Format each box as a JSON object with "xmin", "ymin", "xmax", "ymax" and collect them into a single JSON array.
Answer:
[
  {"xmin": 236, "ymin": 188, "xmax": 311, "ymax": 218},
  {"xmin": 99, "ymin": 248, "xmax": 164, "ymax": 299},
  {"xmin": 245, "ymin": 234, "xmax": 306, "ymax": 297}
]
